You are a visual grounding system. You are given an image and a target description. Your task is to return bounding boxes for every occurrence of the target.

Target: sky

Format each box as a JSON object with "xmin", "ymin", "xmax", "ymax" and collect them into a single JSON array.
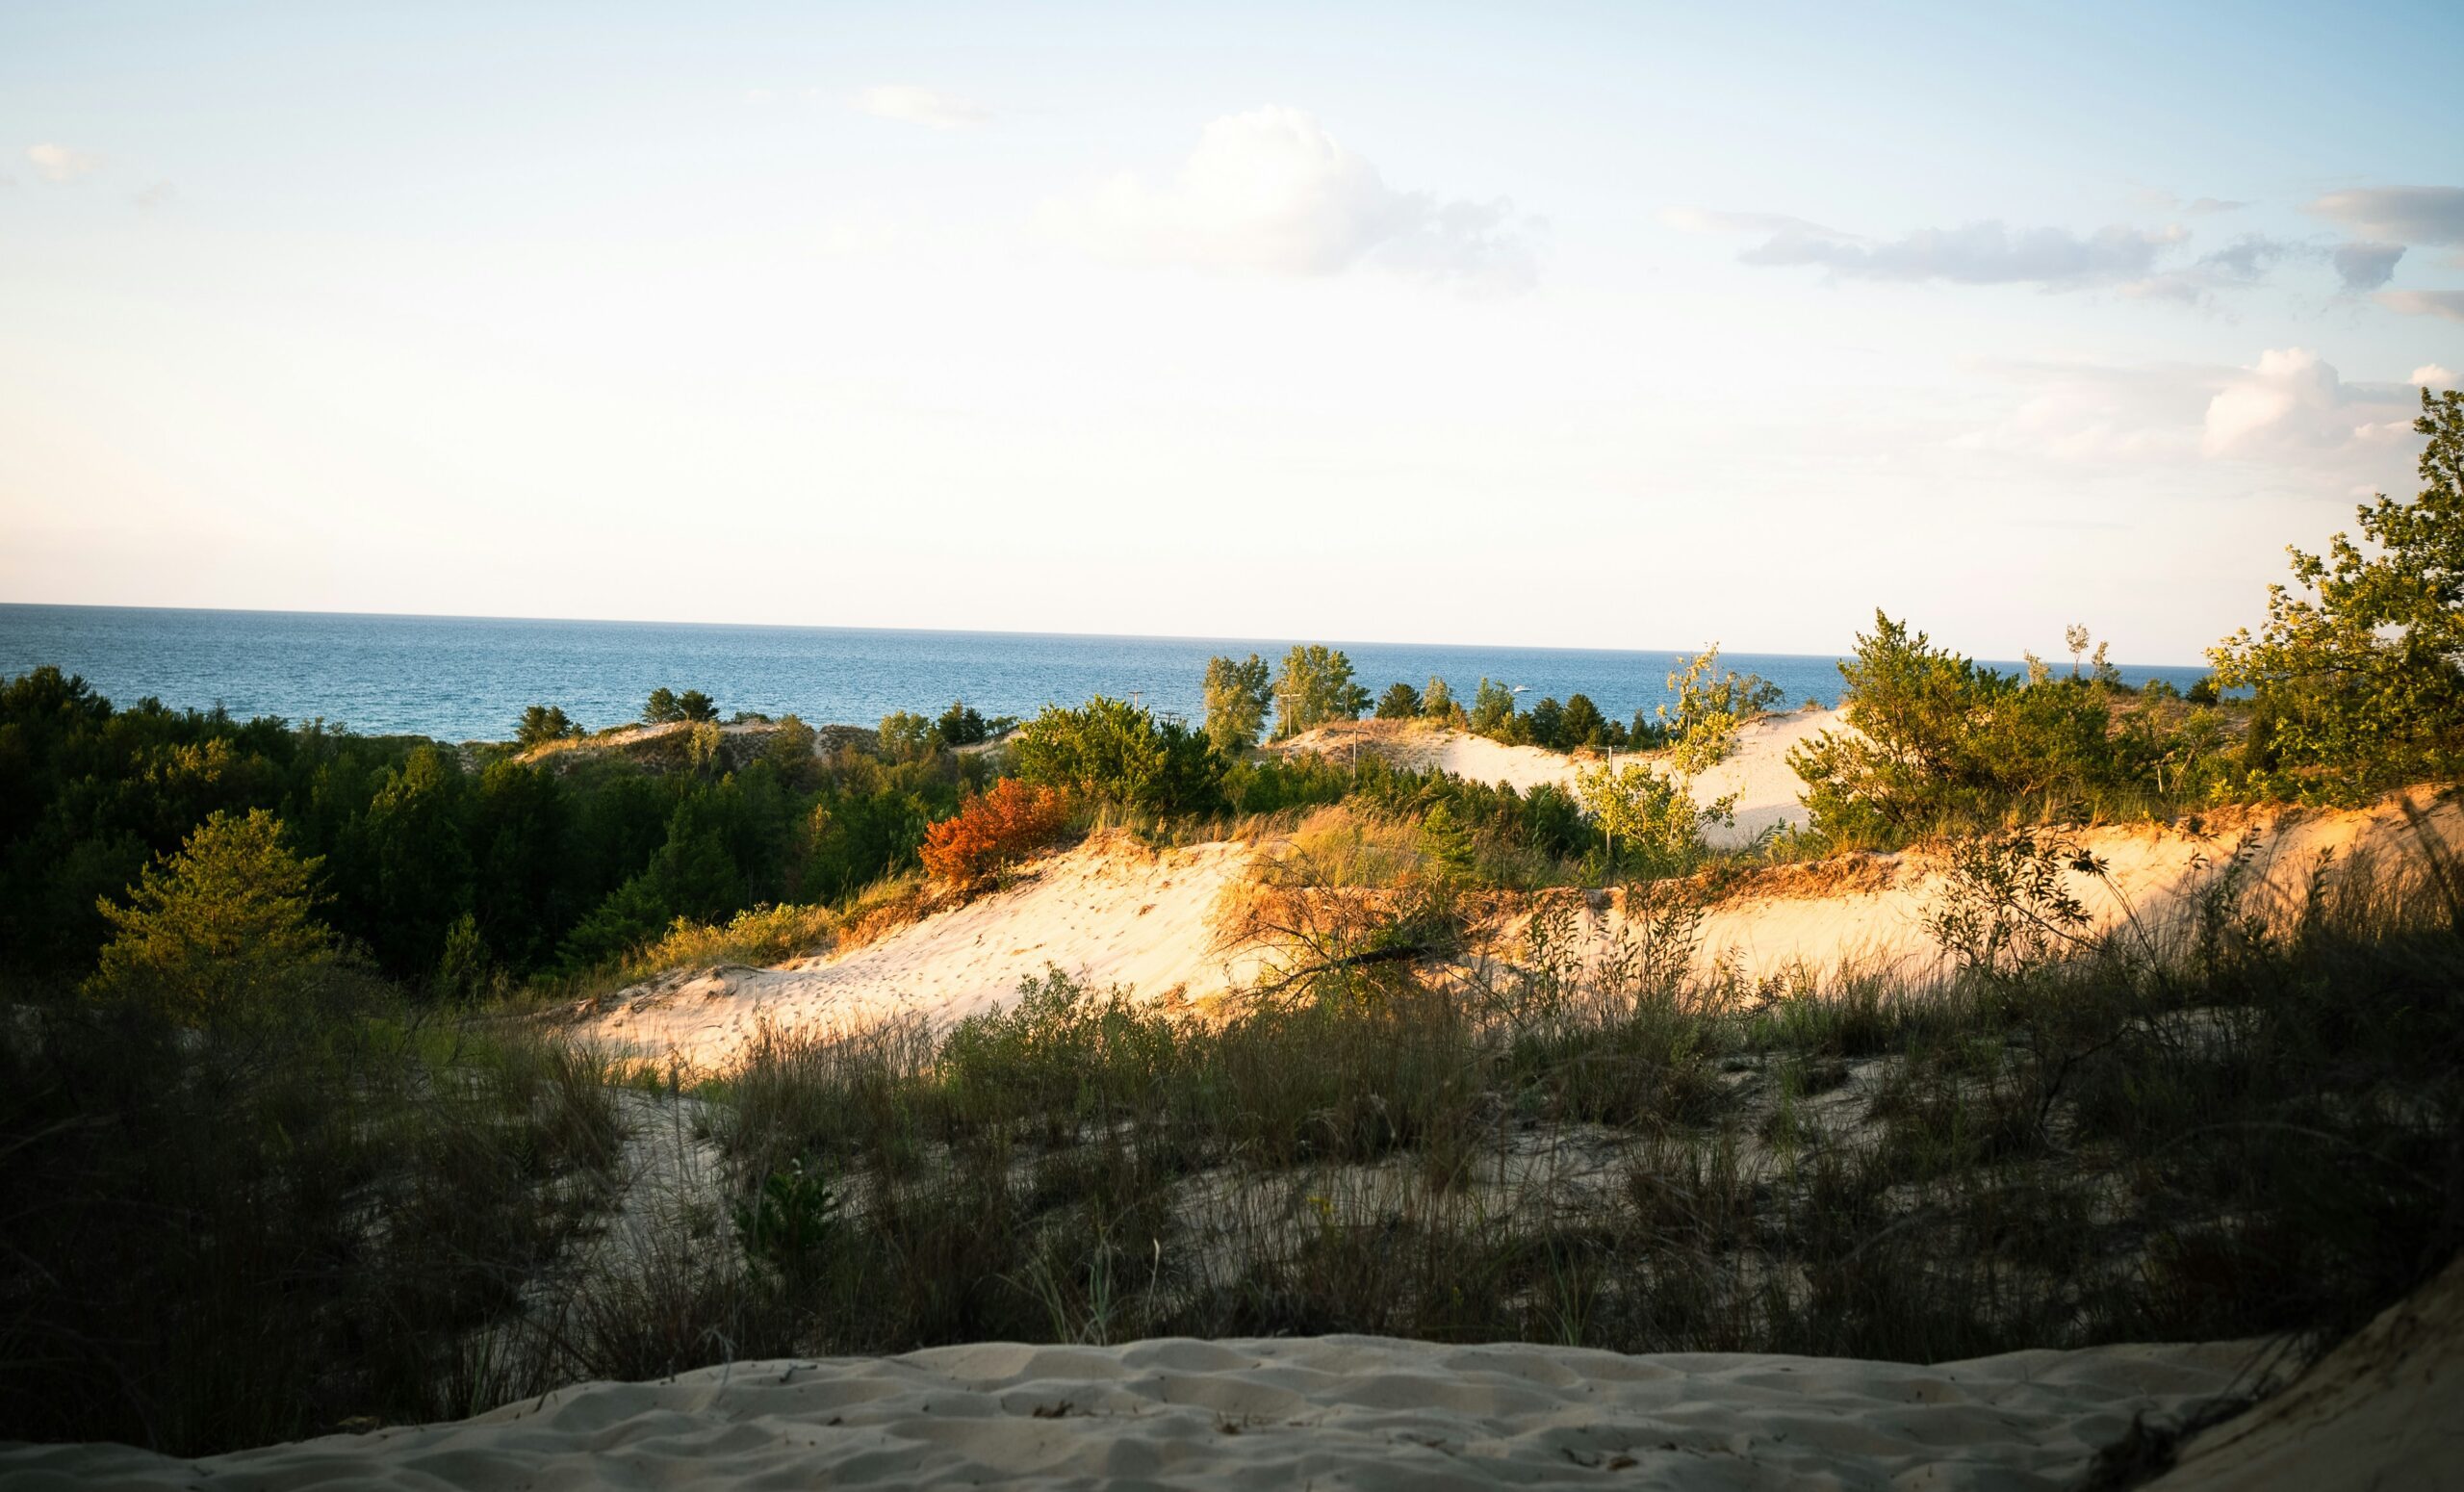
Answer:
[{"xmin": 3, "ymin": 0, "xmax": 2461, "ymax": 663}]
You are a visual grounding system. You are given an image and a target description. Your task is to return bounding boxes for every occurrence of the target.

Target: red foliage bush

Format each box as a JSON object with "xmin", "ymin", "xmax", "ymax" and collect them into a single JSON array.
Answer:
[{"xmin": 920, "ymin": 779, "xmax": 1072, "ymax": 888}]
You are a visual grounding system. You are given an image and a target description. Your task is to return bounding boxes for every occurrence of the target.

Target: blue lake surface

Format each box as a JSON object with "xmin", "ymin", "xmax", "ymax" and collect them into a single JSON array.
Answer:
[{"xmin": 0, "ymin": 605, "xmax": 2214, "ymax": 744}]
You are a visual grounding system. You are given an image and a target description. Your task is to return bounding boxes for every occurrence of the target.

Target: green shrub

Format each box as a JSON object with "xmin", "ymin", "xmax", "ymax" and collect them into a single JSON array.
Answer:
[
  {"xmin": 1011, "ymin": 697, "xmax": 1222, "ymax": 815},
  {"xmin": 1788, "ymin": 612, "xmax": 2171, "ymax": 840}
]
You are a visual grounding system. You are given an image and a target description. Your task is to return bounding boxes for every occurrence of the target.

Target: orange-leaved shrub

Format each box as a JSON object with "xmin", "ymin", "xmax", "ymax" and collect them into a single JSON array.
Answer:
[{"xmin": 919, "ymin": 779, "xmax": 1071, "ymax": 888}]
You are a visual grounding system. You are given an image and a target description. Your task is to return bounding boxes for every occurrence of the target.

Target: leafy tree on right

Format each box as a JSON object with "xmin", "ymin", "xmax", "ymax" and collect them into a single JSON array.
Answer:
[{"xmin": 2210, "ymin": 387, "xmax": 2464, "ymax": 798}]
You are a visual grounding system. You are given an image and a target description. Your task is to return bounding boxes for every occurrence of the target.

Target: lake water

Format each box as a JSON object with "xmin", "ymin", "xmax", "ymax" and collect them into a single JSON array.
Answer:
[{"xmin": 0, "ymin": 605, "xmax": 2214, "ymax": 743}]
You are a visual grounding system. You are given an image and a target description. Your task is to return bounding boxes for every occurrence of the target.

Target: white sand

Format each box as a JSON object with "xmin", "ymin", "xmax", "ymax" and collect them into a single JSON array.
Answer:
[
  {"xmin": 0, "ymin": 1333, "xmax": 2264, "ymax": 1490},
  {"xmin": 578, "ymin": 835, "xmax": 1266, "ymax": 1072},
  {"xmin": 23, "ymin": 1265, "xmax": 2463, "ymax": 1489}
]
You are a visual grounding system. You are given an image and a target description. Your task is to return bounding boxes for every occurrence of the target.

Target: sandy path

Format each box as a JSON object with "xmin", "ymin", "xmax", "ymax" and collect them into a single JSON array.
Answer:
[
  {"xmin": 578, "ymin": 836, "xmax": 1266, "ymax": 1072},
  {"xmin": 2, "ymin": 1333, "xmax": 2261, "ymax": 1490}
]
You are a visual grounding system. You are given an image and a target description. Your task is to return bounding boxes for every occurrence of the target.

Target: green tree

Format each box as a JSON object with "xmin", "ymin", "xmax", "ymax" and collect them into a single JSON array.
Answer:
[
  {"xmin": 2210, "ymin": 391, "xmax": 2464, "ymax": 793},
  {"xmin": 1421, "ymin": 677, "xmax": 1460, "ymax": 726},
  {"xmin": 878, "ymin": 710, "xmax": 937, "ymax": 762},
  {"xmin": 1202, "ymin": 654, "xmax": 1272, "ymax": 754},
  {"xmin": 362, "ymin": 746, "xmax": 474, "ymax": 977},
  {"xmin": 1469, "ymin": 678, "xmax": 1518, "ymax": 738},
  {"xmin": 676, "ymin": 689, "xmax": 719, "ymax": 723},
  {"xmin": 935, "ymin": 700, "xmax": 990, "ymax": 748},
  {"xmin": 1270, "ymin": 645, "xmax": 1371, "ymax": 738},
  {"xmin": 644, "ymin": 687, "xmax": 683, "ymax": 725},
  {"xmin": 1012, "ymin": 697, "xmax": 1220, "ymax": 814},
  {"xmin": 514, "ymin": 704, "xmax": 579, "ymax": 748},
  {"xmin": 1527, "ymin": 696, "xmax": 1567, "ymax": 749},
  {"xmin": 1560, "ymin": 693, "xmax": 1607, "ymax": 748},
  {"xmin": 85, "ymin": 809, "xmax": 341, "ymax": 1025},
  {"xmin": 1375, "ymin": 681, "xmax": 1424, "ymax": 720}
]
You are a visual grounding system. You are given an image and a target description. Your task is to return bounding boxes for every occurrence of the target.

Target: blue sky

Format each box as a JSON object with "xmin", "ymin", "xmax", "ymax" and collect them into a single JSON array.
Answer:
[{"xmin": 4, "ymin": 1, "xmax": 2460, "ymax": 660}]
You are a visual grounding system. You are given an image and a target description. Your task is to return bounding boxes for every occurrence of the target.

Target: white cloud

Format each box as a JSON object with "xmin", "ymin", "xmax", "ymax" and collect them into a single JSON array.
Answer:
[
  {"xmin": 2330, "ymin": 241, "xmax": 2404, "ymax": 292},
  {"xmin": 851, "ymin": 85, "xmax": 989, "ymax": 129},
  {"xmin": 1955, "ymin": 350, "xmax": 2428, "ymax": 469},
  {"xmin": 25, "ymin": 142, "xmax": 104, "ymax": 183},
  {"xmin": 1710, "ymin": 215, "xmax": 2188, "ymax": 289},
  {"xmin": 131, "ymin": 181, "xmax": 174, "ymax": 211},
  {"xmin": 2307, "ymin": 185, "xmax": 2464, "ymax": 245},
  {"xmin": 2415, "ymin": 364, "xmax": 2455, "ymax": 389},
  {"xmin": 1040, "ymin": 106, "xmax": 1534, "ymax": 289},
  {"xmin": 2378, "ymin": 289, "xmax": 2464, "ymax": 322},
  {"xmin": 2200, "ymin": 347, "xmax": 2422, "ymax": 458}
]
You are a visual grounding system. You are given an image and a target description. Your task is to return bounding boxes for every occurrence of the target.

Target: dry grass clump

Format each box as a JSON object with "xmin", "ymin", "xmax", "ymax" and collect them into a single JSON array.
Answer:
[{"xmin": 623, "ymin": 902, "xmax": 842, "ymax": 978}]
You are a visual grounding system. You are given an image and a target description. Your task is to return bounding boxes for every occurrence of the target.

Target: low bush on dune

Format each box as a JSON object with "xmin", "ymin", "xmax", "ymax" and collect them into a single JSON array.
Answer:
[
  {"xmin": 919, "ymin": 779, "xmax": 1073, "ymax": 890},
  {"xmin": 624, "ymin": 900, "xmax": 844, "ymax": 978}
]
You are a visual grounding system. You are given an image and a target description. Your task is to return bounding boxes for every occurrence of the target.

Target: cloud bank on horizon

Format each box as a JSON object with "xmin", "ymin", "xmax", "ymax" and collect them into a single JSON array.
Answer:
[{"xmin": 0, "ymin": 1, "xmax": 2459, "ymax": 662}]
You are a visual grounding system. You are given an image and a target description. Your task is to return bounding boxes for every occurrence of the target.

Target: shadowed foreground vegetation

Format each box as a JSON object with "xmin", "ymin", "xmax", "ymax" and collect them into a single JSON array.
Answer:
[{"xmin": 6, "ymin": 811, "xmax": 2459, "ymax": 1454}]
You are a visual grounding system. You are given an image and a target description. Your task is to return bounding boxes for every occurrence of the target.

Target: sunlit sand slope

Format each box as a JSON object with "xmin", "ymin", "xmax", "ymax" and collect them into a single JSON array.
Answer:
[
  {"xmin": 577, "ymin": 835, "xmax": 1265, "ymax": 1072},
  {"xmin": 578, "ymin": 787, "xmax": 2460, "ymax": 1073}
]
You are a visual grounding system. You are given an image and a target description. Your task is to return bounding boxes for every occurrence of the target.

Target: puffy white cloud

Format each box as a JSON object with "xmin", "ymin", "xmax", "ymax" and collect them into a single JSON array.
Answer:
[
  {"xmin": 2415, "ymin": 364, "xmax": 2456, "ymax": 389},
  {"xmin": 2307, "ymin": 185, "xmax": 2464, "ymax": 245},
  {"xmin": 2200, "ymin": 347, "xmax": 2423, "ymax": 458},
  {"xmin": 24, "ymin": 142, "xmax": 103, "ymax": 183},
  {"xmin": 2330, "ymin": 241, "xmax": 2404, "ymax": 292},
  {"xmin": 1040, "ymin": 107, "xmax": 1533, "ymax": 289},
  {"xmin": 2378, "ymin": 289, "xmax": 2464, "ymax": 322},
  {"xmin": 851, "ymin": 86, "xmax": 989, "ymax": 129},
  {"xmin": 1955, "ymin": 350, "xmax": 2427, "ymax": 469}
]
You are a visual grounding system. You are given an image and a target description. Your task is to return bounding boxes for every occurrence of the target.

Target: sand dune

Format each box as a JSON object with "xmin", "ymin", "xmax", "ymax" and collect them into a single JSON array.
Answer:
[
  {"xmin": 0, "ymin": 1331, "xmax": 2264, "ymax": 1490},
  {"xmin": 1273, "ymin": 709, "xmax": 1845, "ymax": 849},
  {"xmin": 2146, "ymin": 1253, "xmax": 2464, "ymax": 1489},
  {"xmin": 578, "ymin": 786, "xmax": 2462, "ymax": 1073},
  {"xmin": 577, "ymin": 835, "xmax": 1267, "ymax": 1072}
]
